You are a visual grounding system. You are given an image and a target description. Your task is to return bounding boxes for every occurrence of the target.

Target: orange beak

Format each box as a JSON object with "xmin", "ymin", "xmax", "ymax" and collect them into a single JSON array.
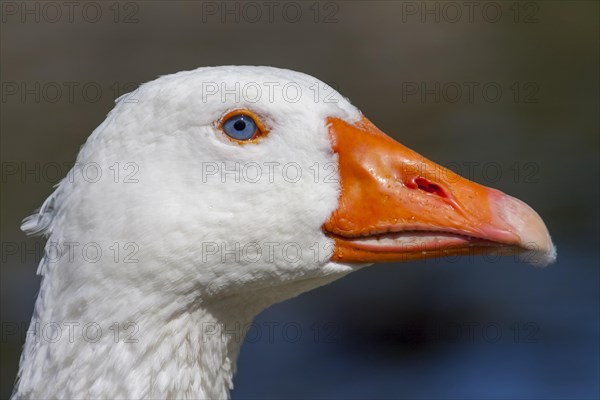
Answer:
[{"xmin": 323, "ymin": 116, "xmax": 556, "ymax": 266}]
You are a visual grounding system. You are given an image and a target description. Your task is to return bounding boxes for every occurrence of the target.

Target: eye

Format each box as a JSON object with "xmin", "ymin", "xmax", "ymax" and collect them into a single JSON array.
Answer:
[
  {"xmin": 218, "ymin": 110, "xmax": 269, "ymax": 142},
  {"xmin": 222, "ymin": 114, "xmax": 257, "ymax": 140}
]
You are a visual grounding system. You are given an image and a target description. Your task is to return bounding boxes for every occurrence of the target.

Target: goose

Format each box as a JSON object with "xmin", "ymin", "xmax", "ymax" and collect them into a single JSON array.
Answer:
[{"xmin": 13, "ymin": 66, "xmax": 556, "ymax": 399}]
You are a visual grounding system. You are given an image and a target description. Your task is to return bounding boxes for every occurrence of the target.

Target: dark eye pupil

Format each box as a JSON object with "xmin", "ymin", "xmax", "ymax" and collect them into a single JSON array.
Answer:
[{"xmin": 233, "ymin": 120, "xmax": 246, "ymax": 131}]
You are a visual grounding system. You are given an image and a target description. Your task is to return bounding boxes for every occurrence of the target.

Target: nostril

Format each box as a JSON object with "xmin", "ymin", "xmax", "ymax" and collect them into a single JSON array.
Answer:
[{"xmin": 410, "ymin": 177, "xmax": 448, "ymax": 198}]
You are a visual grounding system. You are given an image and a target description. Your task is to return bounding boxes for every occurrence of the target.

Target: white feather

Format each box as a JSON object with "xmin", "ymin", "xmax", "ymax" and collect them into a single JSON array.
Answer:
[{"xmin": 14, "ymin": 66, "xmax": 363, "ymax": 399}]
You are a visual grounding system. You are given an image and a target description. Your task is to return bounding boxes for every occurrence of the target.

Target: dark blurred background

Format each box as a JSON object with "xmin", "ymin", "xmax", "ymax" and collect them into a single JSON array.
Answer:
[{"xmin": 1, "ymin": 1, "xmax": 598, "ymax": 399}]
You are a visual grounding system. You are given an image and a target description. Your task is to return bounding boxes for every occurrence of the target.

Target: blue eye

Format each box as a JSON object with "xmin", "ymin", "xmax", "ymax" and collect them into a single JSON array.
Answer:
[{"xmin": 222, "ymin": 114, "xmax": 258, "ymax": 141}]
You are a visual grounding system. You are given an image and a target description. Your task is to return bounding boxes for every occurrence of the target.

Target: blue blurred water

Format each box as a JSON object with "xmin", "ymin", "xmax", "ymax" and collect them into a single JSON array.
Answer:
[{"xmin": 232, "ymin": 241, "xmax": 599, "ymax": 399}]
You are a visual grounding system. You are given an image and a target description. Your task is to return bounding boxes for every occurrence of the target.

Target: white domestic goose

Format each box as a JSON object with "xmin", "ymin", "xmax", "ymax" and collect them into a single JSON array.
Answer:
[{"xmin": 13, "ymin": 66, "xmax": 556, "ymax": 399}]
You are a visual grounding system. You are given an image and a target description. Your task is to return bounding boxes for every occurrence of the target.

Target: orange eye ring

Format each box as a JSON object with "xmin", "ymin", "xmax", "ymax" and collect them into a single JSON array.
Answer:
[{"xmin": 217, "ymin": 109, "xmax": 269, "ymax": 144}]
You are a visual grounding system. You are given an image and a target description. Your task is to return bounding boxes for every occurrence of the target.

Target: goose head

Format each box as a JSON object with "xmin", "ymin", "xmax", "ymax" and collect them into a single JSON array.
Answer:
[{"xmin": 17, "ymin": 66, "xmax": 555, "ymax": 399}]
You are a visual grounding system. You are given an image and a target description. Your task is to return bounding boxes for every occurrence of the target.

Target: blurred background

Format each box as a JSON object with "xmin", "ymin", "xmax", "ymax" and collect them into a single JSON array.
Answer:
[{"xmin": 1, "ymin": 1, "xmax": 598, "ymax": 399}]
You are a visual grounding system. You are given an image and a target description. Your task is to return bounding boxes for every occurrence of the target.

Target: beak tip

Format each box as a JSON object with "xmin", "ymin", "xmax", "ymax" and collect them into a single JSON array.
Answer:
[
  {"xmin": 490, "ymin": 191, "xmax": 557, "ymax": 267},
  {"xmin": 518, "ymin": 239, "xmax": 557, "ymax": 268},
  {"xmin": 535, "ymin": 245, "xmax": 558, "ymax": 268}
]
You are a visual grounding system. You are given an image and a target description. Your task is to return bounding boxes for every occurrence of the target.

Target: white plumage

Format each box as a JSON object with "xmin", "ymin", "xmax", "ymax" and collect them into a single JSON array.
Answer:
[{"xmin": 13, "ymin": 66, "xmax": 555, "ymax": 399}]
